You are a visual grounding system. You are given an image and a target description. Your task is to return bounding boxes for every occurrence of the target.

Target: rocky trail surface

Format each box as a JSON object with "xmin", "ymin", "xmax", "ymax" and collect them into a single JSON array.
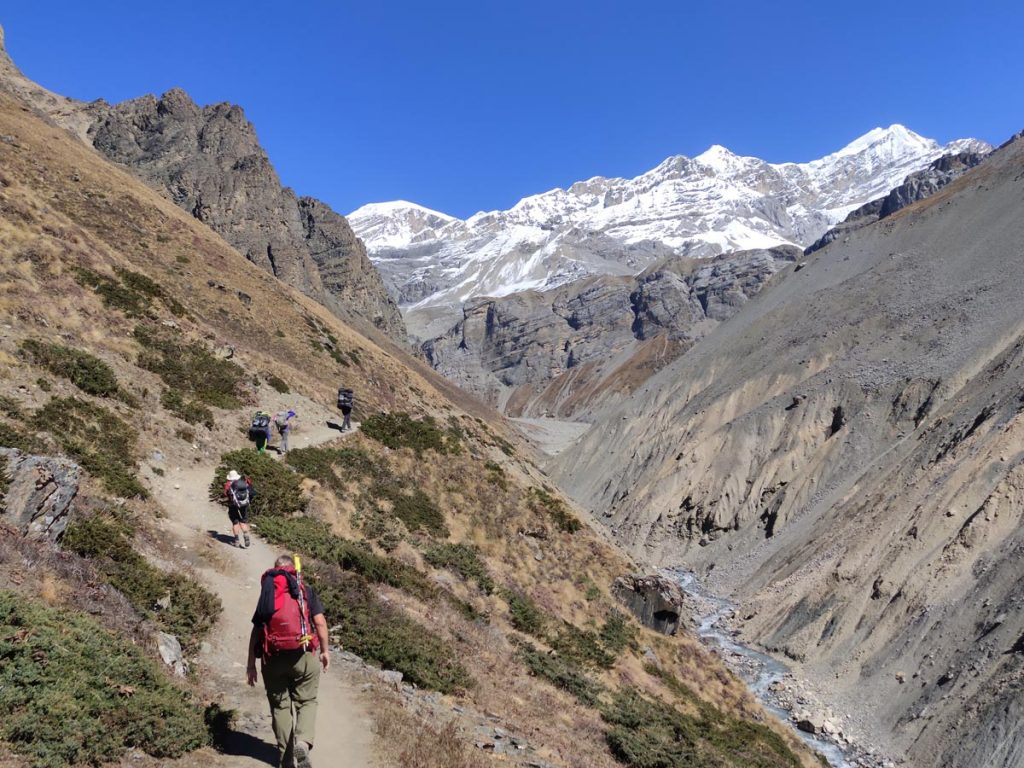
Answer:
[{"xmin": 148, "ymin": 419, "xmax": 377, "ymax": 768}]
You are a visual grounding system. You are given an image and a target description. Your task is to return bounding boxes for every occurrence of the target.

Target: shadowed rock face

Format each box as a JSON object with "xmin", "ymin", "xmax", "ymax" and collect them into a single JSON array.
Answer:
[
  {"xmin": 553, "ymin": 134, "xmax": 1024, "ymax": 768},
  {"xmin": 612, "ymin": 574, "xmax": 684, "ymax": 635},
  {"xmin": 422, "ymin": 246, "xmax": 798, "ymax": 417},
  {"xmin": 84, "ymin": 90, "xmax": 405, "ymax": 343}
]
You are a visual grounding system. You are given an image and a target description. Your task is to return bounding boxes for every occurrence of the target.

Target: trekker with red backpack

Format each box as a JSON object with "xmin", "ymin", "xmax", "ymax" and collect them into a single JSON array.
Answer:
[{"xmin": 246, "ymin": 554, "xmax": 330, "ymax": 768}]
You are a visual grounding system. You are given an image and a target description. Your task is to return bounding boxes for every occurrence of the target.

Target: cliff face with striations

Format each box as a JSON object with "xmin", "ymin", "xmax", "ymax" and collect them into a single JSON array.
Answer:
[
  {"xmin": 423, "ymin": 246, "xmax": 798, "ymax": 417},
  {"xmin": 85, "ymin": 90, "xmax": 406, "ymax": 342}
]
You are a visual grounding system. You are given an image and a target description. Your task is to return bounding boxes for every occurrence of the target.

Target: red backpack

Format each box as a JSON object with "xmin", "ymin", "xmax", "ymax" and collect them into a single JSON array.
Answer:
[{"xmin": 260, "ymin": 566, "xmax": 319, "ymax": 656}]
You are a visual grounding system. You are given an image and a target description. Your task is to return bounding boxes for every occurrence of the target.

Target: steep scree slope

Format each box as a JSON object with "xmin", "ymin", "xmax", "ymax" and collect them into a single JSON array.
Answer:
[{"xmin": 552, "ymin": 133, "xmax": 1024, "ymax": 768}]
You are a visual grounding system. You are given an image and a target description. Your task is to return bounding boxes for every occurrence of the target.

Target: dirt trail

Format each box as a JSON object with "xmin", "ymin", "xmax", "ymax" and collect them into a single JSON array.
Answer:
[{"xmin": 149, "ymin": 419, "xmax": 376, "ymax": 768}]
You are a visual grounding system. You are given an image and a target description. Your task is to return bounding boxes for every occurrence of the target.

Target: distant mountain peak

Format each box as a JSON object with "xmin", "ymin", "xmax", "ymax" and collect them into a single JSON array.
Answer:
[{"xmin": 352, "ymin": 126, "xmax": 990, "ymax": 338}]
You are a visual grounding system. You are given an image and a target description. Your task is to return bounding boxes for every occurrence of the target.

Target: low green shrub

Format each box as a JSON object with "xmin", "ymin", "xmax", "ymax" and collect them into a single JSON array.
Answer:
[
  {"xmin": 424, "ymin": 542, "xmax": 494, "ymax": 594},
  {"xmin": 210, "ymin": 450, "xmax": 306, "ymax": 517},
  {"xmin": 599, "ymin": 610, "xmax": 640, "ymax": 657},
  {"xmin": 312, "ymin": 568, "xmax": 473, "ymax": 694},
  {"xmin": 0, "ymin": 394, "xmax": 23, "ymax": 419},
  {"xmin": 515, "ymin": 638, "xmax": 604, "ymax": 707},
  {"xmin": 74, "ymin": 266, "xmax": 185, "ymax": 318},
  {"xmin": 361, "ymin": 412, "xmax": 459, "ymax": 455},
  {"xmin": 253, "ymin": 516, "xmax": 435, "ymax": 600},
  {"xmin": 62, "ymin": 514, "xmax": 221, "ymax": 647},
  {"xmin": 285, "ymin": 446, "xmax": 383, "ymax": 491},
  {"xmin": 74, "ymin": 266, "xmax": 154, "ymax": 317},
  {"xmin": 265, "ymin": 373, "xmax": 290, "ymax": 394},
  {"xmin": 21, "ymin": 339, "xmax": 121, "ymax": 398},
  {"xmin": 135, "ymin": 324, "xmax": 243, "ymax": 409},
  {"xmin": 484, "ymin": 460, "xmax": 508, "ymax": 490},
  {"xmin": 0, "ymin": 421, "xmax": 44, "ymax": 453},
  {"xmin": 530, "ymin": 487, "xmax": 581, "ymax": 533},
  {"xmin": 0, "ymin": 591, "xmax": 210, "ymax": 768},
  {"xmin": 32, "ymin": 397, "xmax": 146, "ymax": 498},
  {"xmin": 161, "ymin": 388, "xmax": 214, "ymax": 429},
  {"xmin": 503, "ymin": 588, "xmax": 547, "ymax": 637},
  {"xmin": 550, "ymin": 622, "xmax": 616, "ymax": 670},
  {"xmin": 601, "ymin": 685, "xmax": 801, "ymax": 768},
  {"xmin": 375, "ymin": 485, "xmax": 448, "ymax": 538}
]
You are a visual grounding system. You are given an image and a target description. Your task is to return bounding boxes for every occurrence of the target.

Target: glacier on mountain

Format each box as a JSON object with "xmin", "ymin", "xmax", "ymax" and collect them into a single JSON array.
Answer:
[{"xmin": 349, "ymin": 125, "xmax": 989, "ymax": 338}]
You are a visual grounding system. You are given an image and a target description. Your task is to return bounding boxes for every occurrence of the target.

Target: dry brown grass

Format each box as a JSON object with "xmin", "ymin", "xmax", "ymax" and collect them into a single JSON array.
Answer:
[{"xmin": 371, "ymin": 694, "xmax": 491, "ymax": 768}]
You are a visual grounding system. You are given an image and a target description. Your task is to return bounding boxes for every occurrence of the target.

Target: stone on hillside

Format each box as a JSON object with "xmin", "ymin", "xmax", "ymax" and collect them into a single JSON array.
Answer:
[
  {"xmin": 156, "ymin": 631, "xmax": 188, "ymax": 677},
  {"xmin": 612, "ymin": 574, "xmax": 684, "ymax": 635},
  {"xmin": 0, "ymin": 447, "xmax": 80, "ymax": 542}
]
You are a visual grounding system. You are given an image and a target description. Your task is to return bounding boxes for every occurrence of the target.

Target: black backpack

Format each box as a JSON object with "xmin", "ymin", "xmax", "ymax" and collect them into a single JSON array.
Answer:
[
  {"xmin": 229, "ymin": 478, "xmax": 251, "ymax": 508},
  {"xmin": 337, "ymin": 388, "xmax": 354, "ymax": 409}
]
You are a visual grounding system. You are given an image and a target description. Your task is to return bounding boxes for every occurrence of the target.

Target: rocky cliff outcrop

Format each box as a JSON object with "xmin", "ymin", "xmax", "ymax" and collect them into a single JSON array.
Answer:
[
  {"xmin": 612, "ymin": 574, "xmax": 685, "ymax": 635},
  {"xmin": 806, "ymin": 150, "xmax": 988, "ymax": 254},
  {"xmin": 423, "ymin": 246, "xmax": 798, "ymax": 417},
  {"xmin": 0, "ymin": 448, "xmax": 80, "ymax": 542},
  {"xmin": 84, "ymin": 90, "xmax": 405, "ymax": 342},
  {"xmin": 0, "ymin": 28, "xmax": 405, "ymax": 343}
]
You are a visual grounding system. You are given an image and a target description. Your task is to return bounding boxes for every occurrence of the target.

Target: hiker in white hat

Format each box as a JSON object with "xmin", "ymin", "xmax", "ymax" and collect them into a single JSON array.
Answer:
[{"xmin": 221, "ymin": 469, "xmax": 256, "ymax": 548}]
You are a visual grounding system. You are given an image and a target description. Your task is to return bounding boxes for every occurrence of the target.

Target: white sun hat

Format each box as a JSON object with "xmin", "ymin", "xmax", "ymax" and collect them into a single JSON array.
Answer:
[{"xmin": 226, "ymin": 470, "xmax": 241, "ymax": 481}]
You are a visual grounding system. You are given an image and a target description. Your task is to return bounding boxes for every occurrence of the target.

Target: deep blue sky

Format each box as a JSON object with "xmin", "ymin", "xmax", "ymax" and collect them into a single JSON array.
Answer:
[{"xmin": 3, "ymin": 2, "xmax": 1022, "ymax": 219}]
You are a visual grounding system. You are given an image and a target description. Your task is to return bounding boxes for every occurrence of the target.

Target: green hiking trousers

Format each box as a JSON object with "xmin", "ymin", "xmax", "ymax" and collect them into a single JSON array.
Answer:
[{"xmin": 261, "ymin": 649, "xmax": 321, "ymax": 756}]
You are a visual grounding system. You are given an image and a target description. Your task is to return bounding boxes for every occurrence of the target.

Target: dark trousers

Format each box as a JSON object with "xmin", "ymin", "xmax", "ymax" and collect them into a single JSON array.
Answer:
[{"xmin": 341, "ymin": 406, "xmax": 351, "ymax": 431}]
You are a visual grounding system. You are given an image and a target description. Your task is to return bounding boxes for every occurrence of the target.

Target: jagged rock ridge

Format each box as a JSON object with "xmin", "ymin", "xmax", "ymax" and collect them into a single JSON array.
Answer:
[{"xmin": 423, "ymin": 246, "xmax": 798, "ymax": 417}]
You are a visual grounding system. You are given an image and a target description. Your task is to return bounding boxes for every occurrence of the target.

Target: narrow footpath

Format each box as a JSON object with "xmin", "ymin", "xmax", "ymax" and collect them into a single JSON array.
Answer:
[{"xmin": 149, "ymin": 419, "xmax": 376, "ymax": 768}]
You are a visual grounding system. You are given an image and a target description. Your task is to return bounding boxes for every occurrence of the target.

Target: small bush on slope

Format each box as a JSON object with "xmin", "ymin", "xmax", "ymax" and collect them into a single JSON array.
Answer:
[
  {"xmin": 74, "ymin": 265, "xmax": 185, "ymax": 318},
  {"xmin": 312, "ymin": 567, "xmax": 473, "ymax": 694},
  {"xmin": 62, "ymin": 512, "xmax": 221, "ymax": 649},
  {"xmin": 503, "ymin": 588, "xmax": 547, "ymax": 637},
  {"xmin": 253, "ymin": 516, "xmax": 435, "ymax": 600},
  {"xmin": 20, "ymin": 339, "xmax": 122, "ymax": 398},
  {"xmin": 135, "ymin": 323, "xmax": 243, "ymax": 410},
  {"xmin": 514, "ymin": 638, "xmax": 604, "ymax": 707},
  {"xmin": 210, "ymin": 450, "xmax": 306, "ymax": 517},
  {"xmin": 32, "ymin": 397, "xmax": 146, "ymax": 498},
  {"xmin": 423, "ymin": 543, "xmax": 494, "ymax": 595},
  {"xmin": 530, "ymin": 486, "xmax": 582, "ymax": 534},
  {"xmin": 0, "ymin": 591, "xmax": 209, "ymax": 768},
  {"xmin": 602, "ymin": 685, "xmax": 801, "ymax": 768},
  {"xmin": 361, "ymin": 412, "xmax": 458, "ymax": 455},
  {"xmin": 285, "ymin": 445, "xmax": 383, "ymax": 491}
]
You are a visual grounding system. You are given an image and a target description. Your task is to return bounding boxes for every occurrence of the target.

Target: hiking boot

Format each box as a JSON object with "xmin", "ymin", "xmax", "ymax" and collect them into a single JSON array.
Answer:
[
  {"xmin": 243, "ymin": 533, "xmax": 251, "ymax": 548},
  {"xmin": 294, "ymin": 741, "xmax": 312, "ymax": 768},
  {"xmin": 235, "ymin": 535, "xmax": 243, "ymax": 548}
]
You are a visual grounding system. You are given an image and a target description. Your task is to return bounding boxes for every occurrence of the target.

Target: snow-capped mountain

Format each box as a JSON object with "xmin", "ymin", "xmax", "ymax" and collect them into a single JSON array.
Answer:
[{"xmin": 350, "ymin": 125, "xmax": 989, "ymax": 338}]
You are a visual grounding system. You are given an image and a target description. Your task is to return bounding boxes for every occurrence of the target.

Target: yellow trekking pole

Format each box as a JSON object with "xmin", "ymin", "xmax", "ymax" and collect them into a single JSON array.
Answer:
[{"xmin": 293, "ymin": 555, "xmax": 314, "ymax": 649}]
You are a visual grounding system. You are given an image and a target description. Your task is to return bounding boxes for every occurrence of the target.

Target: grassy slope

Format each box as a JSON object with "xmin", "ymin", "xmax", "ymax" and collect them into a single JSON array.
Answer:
[{"xmin": 0, "ymin": 90, "xmax": 819, "ymax": 768}]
